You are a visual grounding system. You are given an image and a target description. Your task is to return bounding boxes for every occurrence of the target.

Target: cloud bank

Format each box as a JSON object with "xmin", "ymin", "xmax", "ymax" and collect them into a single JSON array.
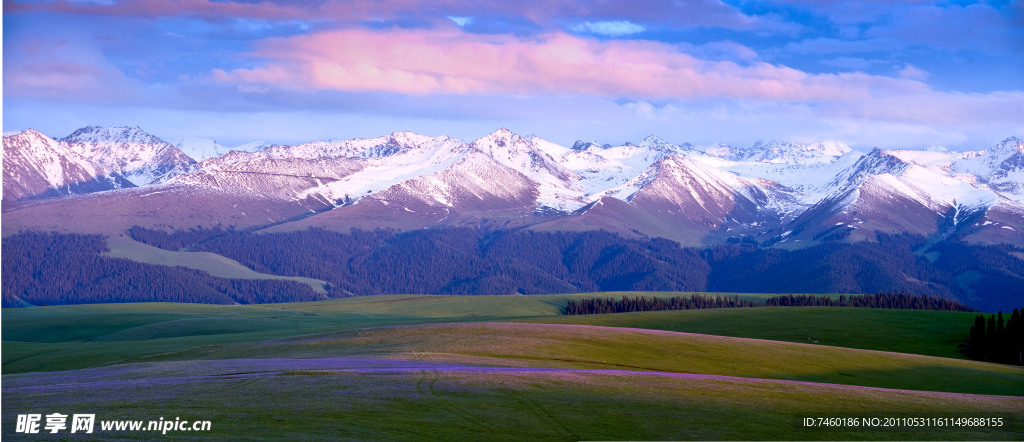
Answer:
[{"xmin": 3, "ymin": 0, "xmax": 1022, "ymax": 149}]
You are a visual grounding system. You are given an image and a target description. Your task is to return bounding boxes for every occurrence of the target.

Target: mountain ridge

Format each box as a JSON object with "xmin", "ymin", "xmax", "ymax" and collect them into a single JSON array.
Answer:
[{"xmin": 3, "ymin": 126, "xmax": 1022, "ymax": 249}]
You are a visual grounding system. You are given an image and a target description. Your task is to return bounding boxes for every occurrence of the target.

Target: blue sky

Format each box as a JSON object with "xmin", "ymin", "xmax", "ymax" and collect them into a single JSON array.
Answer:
[{"xmin": 3, "ymin": 0, "xmax": 1022, "ymax": 150}]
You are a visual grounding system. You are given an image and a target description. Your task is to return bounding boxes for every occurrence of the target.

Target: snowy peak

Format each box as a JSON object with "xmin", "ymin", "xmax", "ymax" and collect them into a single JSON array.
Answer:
[
  {"xmin": 572, "ymin": 140, "xmax": 602, "ymax": 151},
  {"xmin": 626, "ymin": 154, "xmax": 794, "ymax": 232},
  {"xmin": 638, "ymin": 135, "xmax": 691, "ymax": 153},
  {"xmin": 176, "ymin": 137, "xmax": 229, "ymax": 161},
  {"xmin": 809, "ymin": 141, "xmax": 852, "ymax": 158},
  {"xmin": 8, "ymin": 128, "xmax": 60, "ymax": 149},
  {"xmin": 641, "ymin": 155, "xmax": 743, "ymax": 209},
  {"xmin": 234, "ymin": 140, "xmax": 271, "ymax": 152},
  {"xmin": 264, "ymin": 131, "xmax": 451, "ymax": 160},
  {"xmin": 2, "ymin": 129, "xmax": 131, "ymax": 201},
  {"xmin": 60, "ymin": 126, "xmax": 195, "ymax": 186},
  {"xmin": 469, "ymin": 129, "xmax": 574, "ymax": 179},
  {"xmin": 62, "ymin": 125, "xmax": 165, "ymax": 146},
  {"xmin": 818, "ymin": 148, "xmax": 911, "ymax": 202},
  {"xmin": 692, "ymin": 139, "xmax": 850, "ymax": 165},
  {"xmin": 470, "ymin": 128, "xmax": 521, "ymax": 155},
  {"xmin": 791, "ymin": 144, "xmax": 1006, "ymax": 245},
  {"xmin": 369, "ymin": 150, "xmax": 538, "ymax": 211},
  {"xmin": 740, "ymin": 139, "xmax": 851, "ymax": 165},
  {"xmin": 469, "ymin": 129, "xmax": 583, "ymax": 211},
  {"xmin": 176, "ymin": 137, "xmax": 268, "ymax": 161},
  {"xmin": 838, "ymin": 148, "xmax": 911, "ymax": 183},
  {"xmin": 696, "ymin": 142, "xmax": 740, "ymax": 159},
  {"xmin": 989, "ymin": 137, "xmax": 1024, "ymax": 174},
  {"xmin": 992, "ymin": 136, "xmax": 1024, "ymax": 156},
  {"xmin": 4, "ymin": 129, "xmax": 96, "ymax": 186},
  {"xmin": 986, "ymin": 137, "xmax": 1024, "ymax": 200}
]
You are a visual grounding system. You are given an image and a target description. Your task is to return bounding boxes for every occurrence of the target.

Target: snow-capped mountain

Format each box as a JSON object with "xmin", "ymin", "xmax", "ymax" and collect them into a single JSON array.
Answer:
[
  {"xmin": 467, "ymin": 129, "xmax": 583, "ymax": 212},
  {"xmin": 264, "ymin": 131, "xmax": 445, "ymax": 160},
  {"xmin": 734, "ymin": 139, "xmax": 851, "ymax": 165},
  {"xmin": 176, "ymin": 137, "xmax": 269, "ymax": 161},
  {"xmin": 2, "ymin": 129, "xmax": 133, "ymax": 201},
  {"xmin": 983, "ymin": 137, "xmax": 1024, "ymax": 200},
  {"xmin": 627, "ymin": 155, "xmax": 793, "ymax": 226},
  {"xmin": 61, "ymin": 126, "xmax": 196, "ymax": 186},
  {"xmin": 3, "ymin": 126, "xmax": 1022, "ymax": 248},
  {"xmin": 171, "ymin": 132, "xmax": 472, "ymax": 215},
  {"xmin": 367, "ymin": 150, "xmax": 539, "ymax": 213},
  {"xmin": 780, "ymin": 146, "xmax": 1019, "ymax": 245}
]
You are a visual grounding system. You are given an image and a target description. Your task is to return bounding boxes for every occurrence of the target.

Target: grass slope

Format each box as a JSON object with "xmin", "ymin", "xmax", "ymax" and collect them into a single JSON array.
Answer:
[
  {"xmin": 529, "ymin": 306, "xmax": 981, "ymax": 359},
  {"xmin": 104, "ymin": 235, "xmax": 329, "ymax": 294},
  {"xmin": 136, "ymin": 322, "xmax": 1024, "ymax": 396},
  {"xmin": 2, "ymin": 294, "xmax": 978, "ymax": 374},
  {"xmin": 4, "ymin": 357, "xmax": 1021, "ymax": 441}
]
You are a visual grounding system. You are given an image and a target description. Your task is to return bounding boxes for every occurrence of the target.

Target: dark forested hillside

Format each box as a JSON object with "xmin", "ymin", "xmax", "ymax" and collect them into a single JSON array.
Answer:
[
  {"xmin": 127, "ymin": 225, "xmax": 233, "ymax": 251},
  {"xmin": 190, "ymin": 227, "xmax": 1019, "ymax": 311},
  {"xmin": 4, "ymin": 227, "xmax": 1022, "ymax": 310},
  {"xmin": 1, "ymin": 232, "xmax": 322, "ymax": 307},
  {"xmin": 193, "ymin": 228, "xmax": 709, "ymax": 296},
  {"xmin": 703, "ymin": 235, "xmax": 956, "ymax": 298},
  {"xmin": 927, "ymin": 241, "xmax": 1024, "ymax": 313}
]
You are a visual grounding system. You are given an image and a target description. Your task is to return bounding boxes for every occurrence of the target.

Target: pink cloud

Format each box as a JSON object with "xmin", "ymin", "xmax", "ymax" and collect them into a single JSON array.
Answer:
[{"xmin": 213, "ymin": 26, "xmax": 925, "ymax": 102}]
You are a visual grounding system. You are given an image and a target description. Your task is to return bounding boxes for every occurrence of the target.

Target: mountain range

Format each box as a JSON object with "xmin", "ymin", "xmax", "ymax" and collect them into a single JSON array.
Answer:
[{"xmin": 3, "ymin": 126, "xmax": 1022, "ymax": 248}]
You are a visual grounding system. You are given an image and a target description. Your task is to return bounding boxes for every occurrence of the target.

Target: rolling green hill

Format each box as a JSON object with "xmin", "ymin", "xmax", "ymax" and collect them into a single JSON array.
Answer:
[
  {"xmin": 4, "ymin": 294, "xmax": 1022, "ymax": 440},
  {"xmin": 2, "ymin": 293, "xmax": 979, "ymax": 373}
]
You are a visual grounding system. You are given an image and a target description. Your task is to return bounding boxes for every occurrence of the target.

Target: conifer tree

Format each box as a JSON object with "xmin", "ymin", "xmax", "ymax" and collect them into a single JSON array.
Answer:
[
  {"xmin": 969, "ymin": 315, "xmax": 986, "ymax": 360},
  {"xmin": 986, "ymin": 314, "xmax": 998, "ymax": 360}
]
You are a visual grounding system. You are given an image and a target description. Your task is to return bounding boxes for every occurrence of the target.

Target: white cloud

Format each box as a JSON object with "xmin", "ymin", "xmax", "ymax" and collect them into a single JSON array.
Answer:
[
  {"xmin": 447, "ymin": 16, "xmax": 473, "ymax": 28},
  {"xmin": 571, "ymin": 20, "xmax": 645, "ymax": 37},
  {"xmin": 898, "ymin": 64, "xmax": 929, "ymax": 81}
]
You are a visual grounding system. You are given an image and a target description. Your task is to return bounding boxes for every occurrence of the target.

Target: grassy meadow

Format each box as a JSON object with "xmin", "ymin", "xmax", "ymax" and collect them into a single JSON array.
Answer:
[{"xmin": 3, "ymin": 293, "xmax": 1022, "ymax": 440}]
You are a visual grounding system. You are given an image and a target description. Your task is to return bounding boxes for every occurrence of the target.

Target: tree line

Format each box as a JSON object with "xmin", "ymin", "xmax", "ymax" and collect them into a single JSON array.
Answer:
[
  {"xmin": 764, "ymin": 293, "xmax": 975, "ymax": 311},
  {"xmin": 565, "ymin": 294, "xmax": 755, "ymax": 315},
  {"xmin": 564, "ymin": 292, "xmax": 975, "ymax": 316},
  {"xmin": 964, "ymin": 308, "xmax": 1024, "ymax": 366}
]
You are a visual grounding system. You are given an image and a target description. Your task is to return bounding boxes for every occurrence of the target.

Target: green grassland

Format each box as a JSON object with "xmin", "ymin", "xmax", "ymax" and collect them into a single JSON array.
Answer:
[
  {"xmin": 3, "ymin": 293, "xmax": 1022, "ymax": 440},
  {"xmin": 530, "ymin": 306, "xmax": 981, "ymax": 359},
  {"xmin": 4, "ymin": 357, "xmax": 1020, "ymax": 441},
  {"xmin": 139, "ymin": 322, "xmax": 1024, "ymax": 395},
  {"xmin": 2, "ymin": 293, "xmax": 977, "ymax": 373}
]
